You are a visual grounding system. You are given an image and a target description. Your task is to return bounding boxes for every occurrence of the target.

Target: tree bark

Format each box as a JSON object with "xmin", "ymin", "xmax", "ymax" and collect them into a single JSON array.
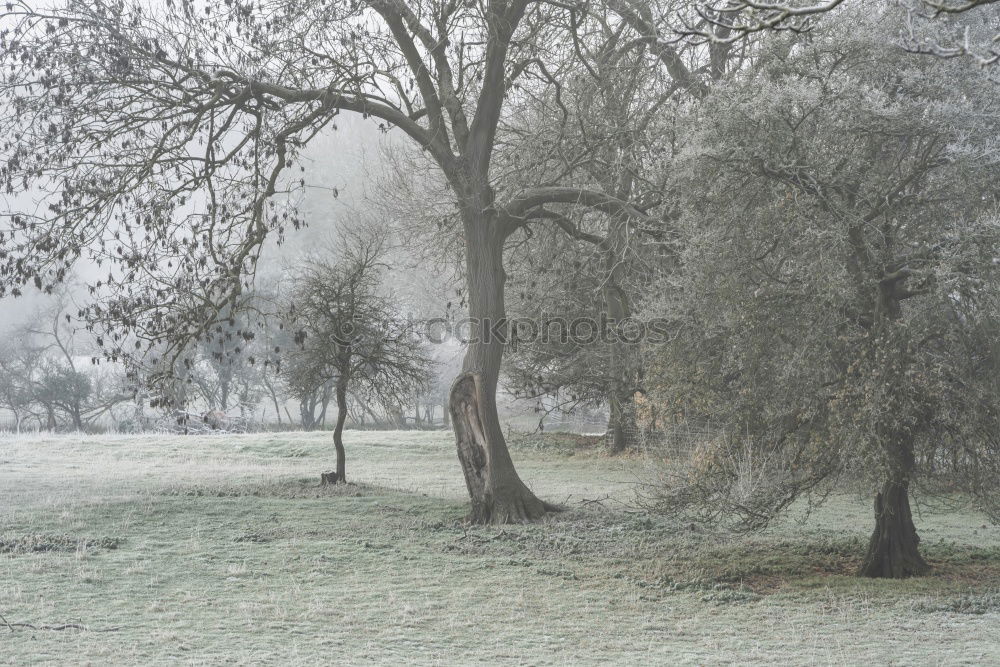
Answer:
[
  {"xmin": 269, "ymin": 387, "xmax": 282, "ymax": 425},
  {"xmin": 71, "ymin": 404, "xmax": 84, "ymax": 431},
  {"xmin": 857, "ymin": 283, "xmax": 930, "ymax": 578},
  {"xmin": 300, "ymin": 397, "xmax": 315, "ymax": 430},
  {"xmin": 319, "ymin": 382, "xmax": 332, "ymax": 428},
  {"xmin": 450, "ymin": 220, "xmax": 555, "ymax": 523},
  {"xmin": 607, "ymin": 390, "xmax": 638, "ymax": 454},
  {"xmin": 859, "ymin": 478, "xmax": 929, "ymax": 578},
  {"xmin": 220, "ymin": 381, "xmax": 230, "ymax": 411},
  {"xmin": 603, "ymin": 231, "xmax": 639, "ymax": 454},
  {"xmin": 324, "ymin": 374, "xmax": 349, "ymax": 484},
  {"xmin": 385, "ymin": 403, "xmax": 404, "ymax": 428}
]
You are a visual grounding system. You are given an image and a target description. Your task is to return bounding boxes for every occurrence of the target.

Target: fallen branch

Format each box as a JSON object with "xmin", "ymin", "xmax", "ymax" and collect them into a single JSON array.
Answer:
[
  {"xmin": 579, "ymin": 495, "xmax": 612, "ymax": 507},
  {"xmin": 0, "ymin": 611, "xmax": 122, "ymax": 633}
]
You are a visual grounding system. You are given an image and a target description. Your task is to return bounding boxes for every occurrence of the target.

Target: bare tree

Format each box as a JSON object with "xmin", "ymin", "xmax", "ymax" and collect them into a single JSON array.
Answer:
[
  {"xmin": 500, "ymin": 8, "xmax": 697, "ymax": 451},
  {"xmin": 284, "ymin": 224, "xmax": 431, "ymax": 483}
]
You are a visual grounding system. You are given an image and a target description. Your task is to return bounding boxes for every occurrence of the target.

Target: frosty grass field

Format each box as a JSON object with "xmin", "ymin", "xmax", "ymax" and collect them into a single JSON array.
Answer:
[{"xmin": 2, "ymin": 430, "xmax": 999, "ymax": 664}]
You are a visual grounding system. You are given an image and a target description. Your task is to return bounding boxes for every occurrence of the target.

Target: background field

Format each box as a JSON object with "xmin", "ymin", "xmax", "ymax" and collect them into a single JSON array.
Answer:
[{"xmin": 2, "ymin": 431, "xmax": 999, "ymax": 665}]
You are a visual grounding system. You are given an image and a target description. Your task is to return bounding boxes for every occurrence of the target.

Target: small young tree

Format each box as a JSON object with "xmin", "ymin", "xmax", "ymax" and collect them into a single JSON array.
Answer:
[
  {"xmin": 648, "ymin": 10, "xmax": 1000, "ymax": 577},
  {"xmin": 285, "ymin": 225, "xmax": 431, "ymax": 483}
]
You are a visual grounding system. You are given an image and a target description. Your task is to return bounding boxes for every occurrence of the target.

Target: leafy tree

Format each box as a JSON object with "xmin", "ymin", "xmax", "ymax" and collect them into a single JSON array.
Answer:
[
  {"xmin": 647, "ymin": 12, "xmax": 1000, "ymax": 577},
  {"xmin": 504, "ymin": 225, "xmax": 651, "ymax": 448}
]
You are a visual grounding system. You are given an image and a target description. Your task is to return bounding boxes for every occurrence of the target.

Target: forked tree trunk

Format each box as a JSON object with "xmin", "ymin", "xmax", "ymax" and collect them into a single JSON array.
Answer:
[
  {"xmin": 300, "ymin": 396, "xmax": 316, "ymax": 430},
  {"xmin": 859, "ymin": 478, "xmax": 929, "ymax": 578},
  {"xmin": 451, "ymin": 221, "xmax": 555, "ymax": 523}
]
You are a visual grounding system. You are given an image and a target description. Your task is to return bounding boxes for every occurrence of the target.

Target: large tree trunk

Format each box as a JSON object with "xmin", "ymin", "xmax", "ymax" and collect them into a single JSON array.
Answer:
[
  {"xmin": 853, "ymin": 408, "xmax": 931, "ymax": 578},
  {"xmin": 858, "ymin": 284, "xmax": 930, "ymax": 578},
  {"xmin": 607, "ymin": 390, "xmax": 638, "ymax": 454},
  {"xmin": 859, "ymin": 478, "xmax": 929, "ymax": 578},
  {"xmin": 387, "ymin": 404, "xmax": 404, "ymax": 428},
  {"xmin": 451, "ymin": 221, "xmax": 554, "ymax": 523},
  {"xmin": 602, "ymin": 232, "xmax": 639, "ymax": 454}
]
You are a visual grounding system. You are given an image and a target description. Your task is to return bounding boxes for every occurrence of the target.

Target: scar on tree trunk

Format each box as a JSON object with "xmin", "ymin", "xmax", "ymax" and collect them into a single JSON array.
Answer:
[
  {"xmin": 449, "ymin": 373, "xmax": 561, "ymax": 524},
  {"xmin": 859, "ymin": 480, "xmax": 929, "ymax": 578}
]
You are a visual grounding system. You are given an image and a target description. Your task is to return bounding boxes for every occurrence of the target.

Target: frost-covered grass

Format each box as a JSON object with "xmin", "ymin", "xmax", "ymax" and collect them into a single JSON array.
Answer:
[{"xmin": 1, "ymin": 431, "xmax": 998, "ymax": 665}]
